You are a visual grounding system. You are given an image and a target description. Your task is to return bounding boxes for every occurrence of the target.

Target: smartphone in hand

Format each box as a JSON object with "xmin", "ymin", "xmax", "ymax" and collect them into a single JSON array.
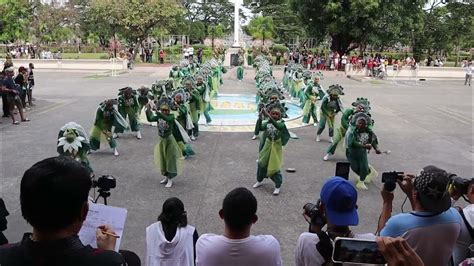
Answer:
[{"xmin": 332, "ymin": 237, "xmax": 386, "ymax": 265}]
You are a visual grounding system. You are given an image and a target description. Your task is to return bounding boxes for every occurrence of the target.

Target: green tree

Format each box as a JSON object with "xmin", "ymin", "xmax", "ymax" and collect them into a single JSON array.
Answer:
[
  {"xmin": 208, "ymin": 24, "xmax": 225, "ymax": 49},
  {"xmin": 291, "ymin": 0, "xmax": 426, "ymax": 55},
  {"xmin": 445, "ymin": 1, "xmax": 474, "ymax": 66},
  {"xmin": 84, "ymin": 0, "xmax": 183, "ymax": 57},
  {"xmin": 246, "ymin": 16, "xmax": 274, "ymax": 46},
  {"xmin": 245, "ymin": 0, "xmax": 305, "ymax": 43},
  {"xmin": 181, "ymin": 0, "xmax": 235, "ymax": 39},
  {"xmin": 0, "ymin": 0, "xmax": 31, "ymax": 43},
  {"xmin": 30, "ymin": 2, "xmax": 75, "ymax": 44}
]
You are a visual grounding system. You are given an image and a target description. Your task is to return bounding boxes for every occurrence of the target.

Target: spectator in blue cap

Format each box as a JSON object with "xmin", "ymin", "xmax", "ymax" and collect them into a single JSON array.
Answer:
[{"xmin": 295, "ymin": 176, "xmax": 375, "ymax": 265}]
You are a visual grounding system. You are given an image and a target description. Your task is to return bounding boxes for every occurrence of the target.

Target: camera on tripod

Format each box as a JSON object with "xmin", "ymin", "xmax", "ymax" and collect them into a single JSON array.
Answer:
[
  {"xmin": 92, "ymin": 175, "xmax": 116, "ymax": 191},
  {"xmin": 381, "ymin": 171, "xmax": 404, "ymax": 192},
  {"xmin": 92, "ymin": 175, "xmax": 116, "ymax": 205}
]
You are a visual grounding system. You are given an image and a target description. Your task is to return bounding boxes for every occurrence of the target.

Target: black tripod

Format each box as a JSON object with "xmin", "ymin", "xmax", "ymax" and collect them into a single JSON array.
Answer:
[{"xmin": 94, "ymin": 188, "xmax": 111, "ymax": 205}]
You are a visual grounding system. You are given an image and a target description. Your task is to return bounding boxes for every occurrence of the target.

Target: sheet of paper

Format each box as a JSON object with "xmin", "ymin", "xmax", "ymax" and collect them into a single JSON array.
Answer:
[{"xmin": 78, "ymin": 203, "xmax": 127, "ymax": 251}]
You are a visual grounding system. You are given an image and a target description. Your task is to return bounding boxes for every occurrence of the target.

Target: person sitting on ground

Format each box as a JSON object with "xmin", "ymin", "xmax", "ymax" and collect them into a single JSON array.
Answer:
[
  {"xmin": 377, "ymin": 165, "xmax": 462, "ymax": 266},
  {"xmin": 146, "ymin": 197, "xmax": 198, "ymax": 266},
  {"xmin": 0, "ymin": 156, "xmax": 124, "ymax": 266},
  {"xmin": 196, "ymin": 187, "xmax": 282, "ymax": 266},
  {"xmin": 295, "ymin": 176, "xmax": 375, "ymax": 266}
]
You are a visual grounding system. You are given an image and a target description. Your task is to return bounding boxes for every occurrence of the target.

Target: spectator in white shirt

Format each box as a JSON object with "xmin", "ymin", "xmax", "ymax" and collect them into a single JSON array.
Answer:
[
  {"xmin": 464, "ymin": 62, "xmax": 473, "ymax": 86},
  {"xmin": 196, "ymin": 187, "xmax": 282, "ymax": 266},
  {"xmin": 146, "ymin": 197, "xmax": 198, "ymax": 266},
  {"xmin": 295, "ymin": 176, "xmax": 374, "ymax": 266}
]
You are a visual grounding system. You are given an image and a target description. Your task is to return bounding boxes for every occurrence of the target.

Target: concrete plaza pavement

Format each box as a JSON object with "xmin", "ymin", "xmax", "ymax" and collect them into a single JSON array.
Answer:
[{"xmin": 0, "ymin": 66, "xmax": 472, "ymax": 264}]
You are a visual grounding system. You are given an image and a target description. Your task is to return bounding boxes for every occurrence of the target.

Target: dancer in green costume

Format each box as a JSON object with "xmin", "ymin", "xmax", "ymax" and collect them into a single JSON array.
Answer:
[
  {"xmin": 145, "ymin": 96, "xmax": 183, "ymax": 188},
  {"xmin": 183, "ymin": 77, "xmax": 201, "ymax": 140},
  {"xmin": 195, "ymin": 73, "xmax": 212, "ymax": 124},
  {"xmin": 323, "ymin": 98, "xmax": 371, "ymax": 161},
  {"xmin": 115, "ymin": 87, "xmax": 142, "ymax": 139},
  {"xmin": 345, "ymin": 112, "xmax": 381, "ymax": 190},
  {"xmin": 172, "ymin": 89, "xmax": 195, "ymax": 158},
  {"xmin": 291, "ymin": 66, "xmax": 304, "ymax": 101},
  {"xmin": 236, "ymin": 53, "xmax": 244, "ymax": 81},
  {"xmin": 57, "ymin": 122, "xmax": 93, "ymax": 174},
  {"xmin": 301, "ymin": 75, "xmax": 325, "ymax": 126},
  {"xmin": 316, "ymin": 84, "xmax": 344, "ymax": 143},
  {"xmin": 169, "ymin": 65, "xmax": 183, "ymax": 90},
  {"xmin": 137, "ymin": 86, "xmax": 152, "ymax": 113},
  {"xmin": 252, "ymin": 101, "xmax": 290, "ymax": 195},
  {"xmin": 90, "ymin": 99, "xmax": 129, "ymax": 156}
]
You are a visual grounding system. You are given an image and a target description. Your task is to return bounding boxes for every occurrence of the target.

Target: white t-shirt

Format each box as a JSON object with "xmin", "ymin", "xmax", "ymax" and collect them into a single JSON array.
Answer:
[
  {"xmin": 465, "ymin": 65, "xmax": 473, "ymax": 76},
  {"xmin": 196, "ymin": 234, "xmax": 282, "ymax": 266},
  {"xmin": 295, "ymin": 232, "xmax": 375, "ymax": 266}
]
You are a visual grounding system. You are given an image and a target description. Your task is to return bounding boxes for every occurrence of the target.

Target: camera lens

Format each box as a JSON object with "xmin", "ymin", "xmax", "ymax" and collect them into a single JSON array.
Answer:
[{"xmin": 383, "ymin": 181, "xmax": 396, "ymax": 192}]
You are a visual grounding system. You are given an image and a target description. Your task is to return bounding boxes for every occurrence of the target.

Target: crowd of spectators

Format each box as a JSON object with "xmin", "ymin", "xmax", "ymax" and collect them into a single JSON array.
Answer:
[
  {"xmin": 1, "ymin": 155, "xmax": 472, "ymax": 265},
  {"xmin": 1, "ymin": 60, "xmax": 35, "ymax": 125}
]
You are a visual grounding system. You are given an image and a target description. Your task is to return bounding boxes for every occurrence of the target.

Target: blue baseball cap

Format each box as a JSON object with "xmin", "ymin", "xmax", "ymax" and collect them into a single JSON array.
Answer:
[{"xmin": 320, "ymin": 176, "xmax": 359, "ymax": 226}]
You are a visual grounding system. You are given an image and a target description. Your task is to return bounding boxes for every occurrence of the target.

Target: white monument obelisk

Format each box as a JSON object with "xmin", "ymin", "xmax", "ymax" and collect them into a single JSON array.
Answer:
[{"xmin": 232, "ymin": 0, "xmax": 240, "ymax": 47}]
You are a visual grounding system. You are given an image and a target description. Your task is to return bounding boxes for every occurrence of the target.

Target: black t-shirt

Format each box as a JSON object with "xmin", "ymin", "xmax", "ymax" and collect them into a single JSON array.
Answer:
[
  {"xmin": 0, "ymin": 233, "xmax": 125, "ymax": 266},
  {"xmin": 14, "ymin": 74, "xmax": 25, "ymax": 87}
]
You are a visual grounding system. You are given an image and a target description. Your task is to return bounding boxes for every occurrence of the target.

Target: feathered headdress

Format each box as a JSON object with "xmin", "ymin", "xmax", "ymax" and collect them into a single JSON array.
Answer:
[
  {"xmin": 326, "ymin": 84, "xmax": 344, "ymax": 96},
  {"xmin": 351, "ymin": 97, "xmax": 371, "ymax": 111},
  {"xmin": 182, "ymin": 75, "xmax": 195, "ymax": 87},
  {"xmin": 265, "ymin": 100, "xmax": 288, "ymax": 118},
  {"xmin": 155, "ymin": 95, "xmax": 175, "ymax": 111},
  {"xmin": 171, "ymin": 88, "xmax": 189, "ymax": 102},
  {"xmin": 350, "ymin": 112, "xmax": 372, "ymax": 126}
]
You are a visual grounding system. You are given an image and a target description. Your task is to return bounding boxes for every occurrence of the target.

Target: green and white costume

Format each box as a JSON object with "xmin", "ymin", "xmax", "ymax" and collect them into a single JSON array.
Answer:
[
  {"xmin": 90, "ymin": 100, "xmax": 129, "ymax": 151},
  {"xmin": 317, "ymin": 85, "xmax": 344, "ymax": 139},
  {"xmin": 256, "ymin": 102, "xmax": 290, "ymax": 190},
  {"xmin": 115, "ymin": 87, "xmax": 140, "ymax": 134},
  {"xmin": 344, "ymin": 112, "xmax": 379, "ymax": 184},
  {"xmin": 146, "ymin": 109, "xmax": 183, "ymax": 179},
  {"xmin": 57, "ymin": 122, "xmax": 92, "ymax": 174}
]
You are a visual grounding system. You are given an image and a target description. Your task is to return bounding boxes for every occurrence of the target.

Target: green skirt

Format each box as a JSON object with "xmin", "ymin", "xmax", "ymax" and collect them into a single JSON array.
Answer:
[
  {"xmin": 154, "ymin": 135, "xmax": 183, "ymax": 178},
  {"xmin": 258, "ymin": 138, "xmax": 283, "ymax": 178}
]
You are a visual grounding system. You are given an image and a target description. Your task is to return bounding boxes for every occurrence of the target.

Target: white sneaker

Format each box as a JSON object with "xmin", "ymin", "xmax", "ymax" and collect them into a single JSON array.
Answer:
[
  {"xmin": 160, "ymin": 177, "xmax": 168, "ymax": 184},
  {"xmin": 113, "ymin": 133, "xmax": 119, "ymax": 139},
  {"xmin": 190, "ymin": 135, "xmax": 196, "ymax": 141},
  {"xmin": 113, "ymin": 148, "xmax": 119, "ymax": 156},
  {"xmin": 253, "ymin": 182, "xmax": 263, "ymax": 188},
  {"xmin": 356, "ymin": 180, "xmax": 368, "ymax": 190},
  {"xmin": 329, "ymin": 137, "xmax": 334, "ymax": 143},
  {"xmin": 301, "ymin": 122, "xmax": 308, "ymax": 126},
  {"xmin": 273, "ymin": 188, "xmax": 280, "ymax": 195},
  {"xmin": 136, "ymin": 131, "xmax": 142, "ymax": 139},
  {"xmin": 323, "ymin": 154, "xmax": 331, "ymax": 161},
  {"xmin": 313, "ymin": 123, "xmax": 318, "ymax": 127},
  {"xmin": 165, "ymin": 179, "xmax": 173, "ymax": 188},
  {"xmin": 316, "ymin": 135, "xmax": 321, "ymax": 142},
  {"xmin": 251, "ymin": 135, "xmax": 258, "ymax": 140},
  {"xmin": 206, "ymin": 122, "xmax": 212, "ymax": 126}
]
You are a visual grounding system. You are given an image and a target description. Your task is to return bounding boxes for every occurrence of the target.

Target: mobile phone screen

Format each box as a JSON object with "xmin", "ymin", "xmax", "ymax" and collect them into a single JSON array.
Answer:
[
  {"xmin": 333, "ymin": 238, "xmax": 386, "ymax": 265},
  {"xmin": 335, "ymin": 162, "xmax": 350, "ymax": 180}
]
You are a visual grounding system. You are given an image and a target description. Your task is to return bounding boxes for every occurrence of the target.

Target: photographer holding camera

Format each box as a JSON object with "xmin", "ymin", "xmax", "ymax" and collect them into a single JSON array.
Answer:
[
  {"xmin": 295, "ymin": 176, "xmax": 374, "ymax": 265},
  {"xmin": 376, "ymin": 165, "xmax": 462, "ymax": 266},
  {"xmin": 449, "ymin": 176, "xmax": 474, "ymax": 265}
]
